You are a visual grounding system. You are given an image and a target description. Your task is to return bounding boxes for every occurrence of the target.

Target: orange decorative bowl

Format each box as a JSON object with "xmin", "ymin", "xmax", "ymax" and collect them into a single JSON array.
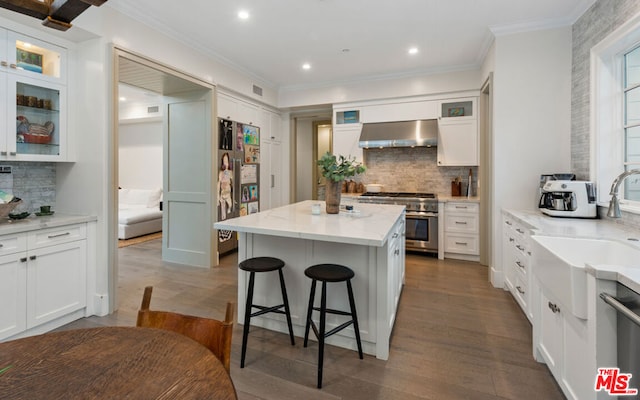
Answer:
[{"xmin": 22, "ymin": 133, "xmax": 52, "ymax": 144}]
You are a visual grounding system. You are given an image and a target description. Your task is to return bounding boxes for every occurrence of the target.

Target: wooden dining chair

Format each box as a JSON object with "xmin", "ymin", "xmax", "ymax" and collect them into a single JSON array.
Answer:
[{"xmin": 136, "ymin": 286, "xmax": 235, "ymax": 372}]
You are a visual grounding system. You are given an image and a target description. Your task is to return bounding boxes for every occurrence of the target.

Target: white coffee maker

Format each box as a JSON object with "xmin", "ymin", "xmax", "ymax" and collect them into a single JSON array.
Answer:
[{"xmin": 539, "ymin": 180, "xmax": 597, "ymax": 218}]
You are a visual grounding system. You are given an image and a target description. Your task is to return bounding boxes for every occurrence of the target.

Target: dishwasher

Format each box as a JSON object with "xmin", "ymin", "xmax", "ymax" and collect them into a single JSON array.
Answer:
[{"xmin": 600, "ymin": 283, "xmax": 640, "ymax": 395}]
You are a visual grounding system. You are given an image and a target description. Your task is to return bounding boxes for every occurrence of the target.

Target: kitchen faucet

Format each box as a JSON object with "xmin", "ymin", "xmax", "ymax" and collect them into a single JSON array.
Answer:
[{"xmin": 607, "ymin": 169, "xmax": 640, "ymax": 218}]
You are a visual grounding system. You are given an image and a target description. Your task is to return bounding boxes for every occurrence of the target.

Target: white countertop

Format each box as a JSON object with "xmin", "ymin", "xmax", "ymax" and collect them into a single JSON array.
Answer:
[
  {"xmin": 504, "ymin": 209, "xmax": 640, "ymax": 292},
  {"xmin": 0, "ymin": 213, "xmax": 97, "ymax": 235},
  {"xmin": 214, "ymin": 200, "xmax": 405, "ymax": 247}
]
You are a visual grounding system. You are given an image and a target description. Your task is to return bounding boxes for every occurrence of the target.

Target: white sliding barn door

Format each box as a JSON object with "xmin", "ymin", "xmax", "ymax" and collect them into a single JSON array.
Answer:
[{"xmin": 162, "ymin": 90, "xmax": 215, "ymax": 267}]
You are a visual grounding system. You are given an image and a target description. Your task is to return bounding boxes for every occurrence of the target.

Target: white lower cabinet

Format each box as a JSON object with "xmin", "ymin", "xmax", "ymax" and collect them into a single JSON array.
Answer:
[
  {"xmin": 444, "ymin": 201, "xmax": 479, "ymax": 261},
  {"xmin": 0, "ymin": 223, "xmax": 87, "ymax": 341},
  {"xmin": 535, "ymin": 282, "xmax": 591, "ymax": 400},
  {"xmin": 502, "ymin": 212, "xmax": 532, "ymax": 322}
]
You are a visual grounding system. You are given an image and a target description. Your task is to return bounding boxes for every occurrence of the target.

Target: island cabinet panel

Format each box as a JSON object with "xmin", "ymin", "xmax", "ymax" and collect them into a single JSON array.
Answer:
[{"xmin": 223, "ymin": 201, "xmax": 406, "ymax": 360}]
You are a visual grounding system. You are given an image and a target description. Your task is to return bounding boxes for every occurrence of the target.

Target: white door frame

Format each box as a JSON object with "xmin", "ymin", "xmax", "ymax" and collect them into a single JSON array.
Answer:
[{"xmin": 111, "ymin": 47, "xmax": 217, "ymax": 312}]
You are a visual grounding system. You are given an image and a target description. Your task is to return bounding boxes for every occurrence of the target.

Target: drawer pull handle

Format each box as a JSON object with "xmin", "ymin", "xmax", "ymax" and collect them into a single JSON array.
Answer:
[
  {"xmin": 394, "ymin": 249, "xmax": 400, "ymax": 255},
  {"xmin": 0, "ymin": 61, "xmax": 7, "ymax": 67},
  {"xmin": 392, "ymin": 233, "xmax": 399, "ymax": 238},
  {"xmin": 29, "ymin": 255, "xmax": 36, "ymax": 260},
  {"xmin": 515, "ymin": 261, "xmax": 525, "ymax": 270},
  {"xmin": 548, "ymin": 301, "xmax": 560, "ymax": 314},
  {"xmin": 455, "ymin": 206, "xmax": 468, "ymax": 209},
  {"xmin": 516, "ymin": 245, "xmax": 525, "ymax": 251},
  {"xmin": 516, "ymin": 286, "xmax": 525, "ymax": 295},
  {"xmin": 516, "ymin": 228, "xmax": 524, "ymax": 234},
  {"xmin": 455, "ymin": 241, "xmax": 468, "ymax": 245},
  {"xmin": 9, "ymin": 63, "xmax": 17, "ymax": 69},
  {"xmin": 20, "ymin": 257, "xmax": 27, "ymax": 262},
  {"xmin": 527, "ymin": 251, "xmax": 531, "ymax": 256},
  {"xmin": 505, "ymin": 221, "xmax": 512, "ymax": 225},
  {"xmin": 509, "ymin": 237, "xmax": 514, "ymax": 242},
  {"xmin": 455, "ymin": 221, "xmax": 468, "ymax": 225},
  {"xmin": 48, "ymin": 232, "xmax": 71, "ymax": 239}
]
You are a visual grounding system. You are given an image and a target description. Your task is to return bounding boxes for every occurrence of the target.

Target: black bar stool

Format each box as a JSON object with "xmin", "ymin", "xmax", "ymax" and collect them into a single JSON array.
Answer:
[
  {"xmin": 303, "ymin": 263, "xmax": 363, "ymax": 388},
  {"xmin": 239, "ymin": 256, "xmax": 295, "ymax": 368}
]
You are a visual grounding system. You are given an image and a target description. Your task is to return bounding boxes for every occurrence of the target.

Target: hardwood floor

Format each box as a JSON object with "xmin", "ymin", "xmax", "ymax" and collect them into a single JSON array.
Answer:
[{"xmin": 59, "ymin": 239, "xmax": 565, "ymax": 399}]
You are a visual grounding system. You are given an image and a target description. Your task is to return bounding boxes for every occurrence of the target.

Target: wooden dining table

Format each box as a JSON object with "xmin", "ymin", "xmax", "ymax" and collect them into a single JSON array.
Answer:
[{"xmin": 0, "ymin": 326, "xmax": 238, "ymax": 400}]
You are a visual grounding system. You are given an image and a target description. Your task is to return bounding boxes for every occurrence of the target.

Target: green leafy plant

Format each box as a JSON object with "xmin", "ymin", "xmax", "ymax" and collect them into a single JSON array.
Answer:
[{"xmin": 317, "ymin": 152, "xmax": 366, "ymax": 182}]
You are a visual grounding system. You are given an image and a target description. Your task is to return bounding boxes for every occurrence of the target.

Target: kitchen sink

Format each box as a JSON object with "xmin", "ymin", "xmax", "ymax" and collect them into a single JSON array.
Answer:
[{"xmin": 531, "ymin": 235, "xmax": 640, "ymax": 319}]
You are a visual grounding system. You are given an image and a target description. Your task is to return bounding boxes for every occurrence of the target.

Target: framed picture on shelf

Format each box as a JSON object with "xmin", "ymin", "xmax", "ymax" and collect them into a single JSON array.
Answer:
[{"xmin": 16, "ymin": 48, "xmax": 43, "ymax": 74}]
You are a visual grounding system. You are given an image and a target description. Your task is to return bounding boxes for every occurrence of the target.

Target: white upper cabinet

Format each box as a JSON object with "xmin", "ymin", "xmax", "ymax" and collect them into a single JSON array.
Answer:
[
  {"xmin": 437, "ymin": 97, "xmax": 479, "ymax": 166},
  {"xmin": 4, "ymin": 30, "xmax": 66, "ymax": 85},
  {"xmin": 0, "ymin": 27, "xmax": 69, "ymax": 161},
  {"xmin": 332, "ymin": 124, "xmax": 363, "ymax": 162},
  {"xmin": 217, "ymin": 92, "xmax": 259, "ymax": 125}
]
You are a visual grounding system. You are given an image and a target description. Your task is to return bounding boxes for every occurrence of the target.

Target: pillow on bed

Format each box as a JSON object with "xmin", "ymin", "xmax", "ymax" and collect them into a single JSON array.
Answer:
[{"xmin": 119, "ymin": 188, "xmax": 162, "ymax": 208}]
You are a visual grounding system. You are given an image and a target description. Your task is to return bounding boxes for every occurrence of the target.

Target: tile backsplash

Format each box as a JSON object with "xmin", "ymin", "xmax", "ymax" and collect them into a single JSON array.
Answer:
[
  {"xmin": 362, "ymin": 147, "xmax": 478, "ymax": 196},
  {"xmin": 1, "ymin": 162, "xmax": 55, "ymax": 213}
]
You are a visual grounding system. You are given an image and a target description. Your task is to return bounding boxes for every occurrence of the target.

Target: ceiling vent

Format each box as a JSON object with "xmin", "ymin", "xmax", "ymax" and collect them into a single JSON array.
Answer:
[
  {"xmin": 147, "ymin": 106, "xmax": 159, "ymax": 114},
  {"xmin": 252, "ymin": 84, "xmax": 263, "ymax": 97}
]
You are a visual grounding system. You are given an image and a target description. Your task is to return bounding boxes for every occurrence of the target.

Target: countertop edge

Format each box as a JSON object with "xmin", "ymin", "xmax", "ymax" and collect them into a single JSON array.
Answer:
[
  {"xmin": 0, "ymin": 214, "xmax": 97, "ymax": 235},
  {"xmin": 503, "ymin": 208, "xmax": 640, "ymax": 293}
]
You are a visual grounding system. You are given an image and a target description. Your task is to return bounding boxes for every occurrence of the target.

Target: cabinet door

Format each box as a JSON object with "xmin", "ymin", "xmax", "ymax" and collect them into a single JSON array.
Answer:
[
  {"xmin": 332, "ymin": 125, "xmax": 363, "ymax": 162},
  {"xmin": 9, "ymin": 74, "xmax": 67, "ymax": 161},
  {"xmin": 26, "ymin": 240, "xmax": 86, "ymax": 329},
  {"xmin": 0, "ymin": 253, "xmax": 26, "ymax": 340},
  {"xmin": 6, "ymin": 31, "xmax": 66, "ymax": 84},
  {"xmin": 269, "ymin": 140, "xmax": 283, "ymax": 208},
  {"xmin": 217, "ymin": 93, "xmax": 235, "ymax": 119},
  {"xmin": 437, "ymin": 119, "xmax": 478, "ymax": 166},
  {"xmin": 538, "ymin": 288, "xmax": 563, "ymax": 378},
  {"xmin": 269, "ymin": 111, "xmax": 282, "ymax": 142}
]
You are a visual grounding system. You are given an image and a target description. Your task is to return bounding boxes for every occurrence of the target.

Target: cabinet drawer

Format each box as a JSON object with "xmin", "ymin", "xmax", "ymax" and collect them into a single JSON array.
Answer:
[
  {"xmin": 445, "ymin": 214, "xmax": 478, "ymax": 233},
  {"xmin": 28, "ymin": 224, "xmax": 86, "ymax": 249},
  {"xmin": 513, "ymin": 251, "xmax": 528, "ymax": 277},
  {"xmin": 444, "ymin": 234, "xmax": 479, "ymax": 255},
  {"xmin": 512, "ymin": 273, "xmax": 528, "ymax": 312},
  {"xmin": 445, "ymin": 202, "xmax": 479, "ymax": 213},
  {"xmin": 0, "ymin": 234, "xmax": 27, "ymax": 256}
]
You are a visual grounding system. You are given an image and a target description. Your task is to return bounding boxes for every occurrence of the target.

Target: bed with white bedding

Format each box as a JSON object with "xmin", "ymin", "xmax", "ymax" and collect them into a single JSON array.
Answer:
[{"xmin": 118, "ymin": 188, "xmax": 163, "ymax": 240}]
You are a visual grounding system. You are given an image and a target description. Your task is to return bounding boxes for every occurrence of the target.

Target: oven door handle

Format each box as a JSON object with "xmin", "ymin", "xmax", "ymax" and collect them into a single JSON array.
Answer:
[
  {"xmin": 600, "ymin": 292, "xmax": 640, "ymax": 328},
  {"xmin": 406, "ymin": 213, "xmax": 438, "ymax": 219}
]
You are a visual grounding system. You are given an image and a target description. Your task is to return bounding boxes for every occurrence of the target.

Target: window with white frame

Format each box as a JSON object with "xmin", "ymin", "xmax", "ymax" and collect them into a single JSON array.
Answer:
[
  {"xmin": 624, "ymin": 46, "xmax": 640, "ymax": 202},
  {"xmin": 592, "ymin": 13, "xmax": 640, "ymax": 213}
]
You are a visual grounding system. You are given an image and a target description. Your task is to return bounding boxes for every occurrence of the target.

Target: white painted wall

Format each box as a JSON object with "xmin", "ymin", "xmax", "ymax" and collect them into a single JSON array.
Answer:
[
  {"xmin": 488, "ymin": 27, "xmax": 572, "ymax": 287},
  {"xmin": 118, "ymin": 121, "xmax": 163, "ymax": 189}
]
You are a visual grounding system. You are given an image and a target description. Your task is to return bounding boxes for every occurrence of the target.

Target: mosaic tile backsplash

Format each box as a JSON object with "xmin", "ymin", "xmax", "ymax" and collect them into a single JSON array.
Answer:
[
  {"xmin": 361, "ymin": 148, "xmax": 478, "ymax": 196},
  {"xmin": 0, "ymin": 162, "xmax": 55, "ymax": 214}
]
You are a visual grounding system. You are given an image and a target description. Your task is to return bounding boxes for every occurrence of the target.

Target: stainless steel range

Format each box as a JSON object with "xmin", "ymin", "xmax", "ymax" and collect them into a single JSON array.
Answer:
[{"xmin": 358, "ymin": 192, "xmax": 438, "ymax": 254}]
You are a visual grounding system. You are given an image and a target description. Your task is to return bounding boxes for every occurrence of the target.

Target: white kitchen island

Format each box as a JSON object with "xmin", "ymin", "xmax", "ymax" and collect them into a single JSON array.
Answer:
[{"xmin": 214, "ymin": 200, "xmax": 405, "ymax": 360}]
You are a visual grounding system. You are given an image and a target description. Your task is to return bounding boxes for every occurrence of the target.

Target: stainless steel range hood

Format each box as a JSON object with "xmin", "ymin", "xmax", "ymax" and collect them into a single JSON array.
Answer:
[{"xmin": 358, "ymin": 119, "xmax": 438, "ymax": 148}]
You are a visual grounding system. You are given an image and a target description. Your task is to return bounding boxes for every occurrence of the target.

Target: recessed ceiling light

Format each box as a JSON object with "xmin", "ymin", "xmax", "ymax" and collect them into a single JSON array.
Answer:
[
  {"xmin": 119, "ymin": 97, "xmax": 126, "ymax": 102},
  {"xmin": 302, "ymin": 63, "xmax": 311, "ymax": 70},
  {"xmin": 238, "ymin": 10, "xmax": 249, "ymax": 20},
  {"xmin": 408, "ymin": 47, "xmax": 419, "ymax": 55}
]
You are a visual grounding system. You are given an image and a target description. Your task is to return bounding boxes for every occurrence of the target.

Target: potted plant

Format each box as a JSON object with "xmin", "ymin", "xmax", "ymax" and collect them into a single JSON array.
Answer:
[{"xmin": 317, "ymin": 152, "xmax": 366, "ymax": 214}]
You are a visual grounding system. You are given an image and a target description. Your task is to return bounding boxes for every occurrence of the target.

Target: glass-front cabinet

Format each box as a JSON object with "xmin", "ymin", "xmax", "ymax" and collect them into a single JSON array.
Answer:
[
  {"xmin": 0, "ymin": 28, "xmax": 68, "ymax": 161},
  {"xmin": 6, "ymin": 31, "xmax": 66, "ymax": 84}
]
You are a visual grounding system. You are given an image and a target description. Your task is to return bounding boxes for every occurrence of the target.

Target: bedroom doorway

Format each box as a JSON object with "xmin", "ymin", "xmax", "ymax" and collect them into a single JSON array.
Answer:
[{"xmin": 111, "ymin": 48, "xmax": 217, "ymax": 310}]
